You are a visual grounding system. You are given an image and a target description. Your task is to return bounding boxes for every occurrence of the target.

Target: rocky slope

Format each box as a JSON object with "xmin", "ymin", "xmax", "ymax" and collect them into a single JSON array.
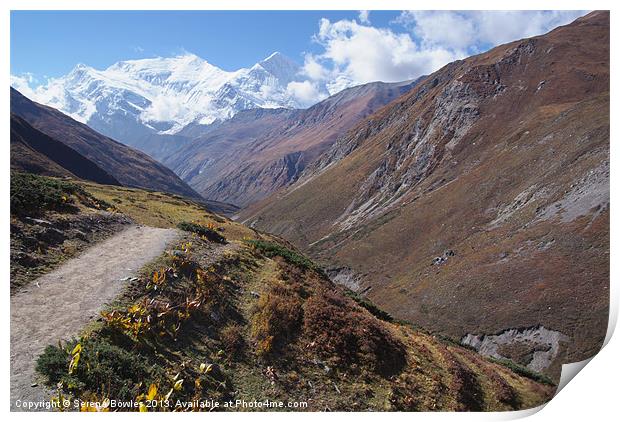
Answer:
[
  {"xmin": 165, "ymin": 80, "xmax": 419, "ymax": 207},
  {"xmin": 241, "ymin": 11, "xmax": 610, "ymax": 379},
  {"xmin": 11, "ymin": 88, "xmax": 201, "ymax": 199}
]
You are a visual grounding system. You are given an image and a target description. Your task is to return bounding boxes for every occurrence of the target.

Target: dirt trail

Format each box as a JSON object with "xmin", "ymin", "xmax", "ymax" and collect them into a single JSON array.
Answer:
[{"xmin": 10, "ymin": 225, "xmax": 181, "ymax": 411}]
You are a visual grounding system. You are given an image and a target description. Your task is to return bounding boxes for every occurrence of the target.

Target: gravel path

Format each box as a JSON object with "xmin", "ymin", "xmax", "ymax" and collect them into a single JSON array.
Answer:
[{"xmin": 10, "ymin": 225, "xmax": 181, "ymax": 411}]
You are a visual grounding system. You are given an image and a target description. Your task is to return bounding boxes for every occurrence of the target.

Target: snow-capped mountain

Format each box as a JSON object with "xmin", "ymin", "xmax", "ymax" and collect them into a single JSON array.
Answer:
[{"xmin": 11, "ymin": 52, "xmax": 326, "ymax": 157}]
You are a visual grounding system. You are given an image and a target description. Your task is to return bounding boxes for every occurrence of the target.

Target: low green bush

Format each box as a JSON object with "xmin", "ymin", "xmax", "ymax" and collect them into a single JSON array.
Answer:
[
  {"xmin": 245, "ymin": 239, "xmax": 315, "ymax": 270},
  {"xmin": 36, "ymin": 344, "xmax": 69, "ymax": 384},
  {"xmin": 489, "ymin": 357, "xmax": 555, "ymax": 386},
  {"xmin": 10, "ymin": 172, "xmax": 83, "ymax": 216},
  {"xmin": 36, "ymin": 337, "xmax": 162, "ymax": 400}
]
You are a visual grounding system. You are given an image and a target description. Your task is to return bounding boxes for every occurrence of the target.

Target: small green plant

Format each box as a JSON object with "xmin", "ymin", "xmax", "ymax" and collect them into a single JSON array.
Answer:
[
  {"xmin": 177, "ymin": 221, "xmax": 226, "ymax": 244},
  {"xmin": 488, "ymin": 357, "xmax": 555, "ymax": 386},
  {"xmin": 245, "ymin": 239, "xmax": 316, "ymax": 270},
  {"xmin": 344, "ymin": 290, "xmax": 394, "ymax": 322},
  {"xmin": 36, "ymin": 337, "xmax": 162, "ymax": 401}
]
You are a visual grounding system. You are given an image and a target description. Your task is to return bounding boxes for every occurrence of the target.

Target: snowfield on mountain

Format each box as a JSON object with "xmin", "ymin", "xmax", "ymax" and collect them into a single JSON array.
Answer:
[{"xmin": 11, "ymin": 52, "xmax": 331, "ymax": 154}]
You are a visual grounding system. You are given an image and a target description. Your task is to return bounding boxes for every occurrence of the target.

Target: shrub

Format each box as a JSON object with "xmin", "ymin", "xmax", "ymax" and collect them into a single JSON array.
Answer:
[
  {"xmin": 10, "ymin": 172, "xmax": 110, "ymax": 216},
  {"xmin": 37, "ymin": 337, "xmax": 161, "ymax": 400},
  {"xmin": 250, "ymin": 284, "xmax": 303, "ymax": 358},
  {"xmin": 344, "ymin": 290, "xmax": 394, "ymax": 322},
  {"xmin": 245, "ymin": 239, "xmax": 315, "ymax": 270},
  {"xmin": 303, "ymin": 289, "xmax": 406, "ymax": 377},
  {"xmin": 177, "ymin": 221, "xmax": 226, "ymax": 244},
  {"xmin": 36, "ymin": 344, "xmax": 70, "ymax": 384},
  {"xmin": 11, "ymin": 172, "xmax": 81, "ymax": 216},
  {"xmin": 489, "ymin": 357, "xmax": 555, "ymax": 386}
]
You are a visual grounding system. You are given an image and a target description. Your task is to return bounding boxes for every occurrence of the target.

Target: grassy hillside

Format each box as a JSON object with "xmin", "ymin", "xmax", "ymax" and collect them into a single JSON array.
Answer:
[
  {"xmin": 78, "ymin": 181, "xmax": 254, "ymax": 241},
  {"xmin": 29, "ymin": 181, "xmax": 554, "ymax": 411}
]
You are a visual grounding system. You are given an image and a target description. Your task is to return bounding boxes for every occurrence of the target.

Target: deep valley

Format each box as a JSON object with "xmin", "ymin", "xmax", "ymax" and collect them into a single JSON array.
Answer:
[{"xmin": 9, "ymin": 9, "xmax": 610, "ymax": 413}]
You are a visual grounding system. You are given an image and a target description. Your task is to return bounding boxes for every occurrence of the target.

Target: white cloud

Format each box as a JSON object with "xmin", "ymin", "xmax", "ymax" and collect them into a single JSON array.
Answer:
[
  {"xmin": 304, "ymin": 18, "xmax": 460, "ymax": 94},
  {"xmin": 141, "ymin": 95, "xmax": 191, "ymax": 123},
  {"xmin": 301, "ymin": 54, "xmax": 329, "ymax": 81},
  {"xmin": 400, "ymin": 11, "xmax": 476, "ymax": 51},
  {"xmin": 10, "ymin": 74, "xmax": 39, "ymax": 99},
  {"xmin": 358, "ymin": 10, "xmax": 370, "ymax": 25},
  {"xmin": 396, "ymin": 11, "xmax": 587, "ymax": 52},
  {"xmin": 302, "ymin": 11, "xmax": 587, "ymax": 95},
  {"xmin": 286, "ymin": 80, "xmax": 327, "ymax": 107}
]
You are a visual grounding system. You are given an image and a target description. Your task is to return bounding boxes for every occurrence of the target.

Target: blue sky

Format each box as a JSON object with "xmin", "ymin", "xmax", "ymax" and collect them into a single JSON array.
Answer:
[
  {"xmin": 11, "ymin": 10, "xmax": 587, "ymax": 92},
  {"xmin": 10, "ymin": 10, "xmax": 399, "ymax": 80}
]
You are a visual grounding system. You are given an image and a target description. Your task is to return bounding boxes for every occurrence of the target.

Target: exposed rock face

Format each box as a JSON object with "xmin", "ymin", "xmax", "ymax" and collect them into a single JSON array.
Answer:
[
  {"xmin": 461, "ymin": 326, "xmax": 569, "ymax": 373},
  {"xmin": 325, "ymin": 266, "xmax": 363, "ymax": 291},
  {"xmin": 163, "ymin": 80, "xmax": 420, "ymax": 207},
  {"xmin": 242, "ymin": 12, "xmax": 610, "ymax": 379}
]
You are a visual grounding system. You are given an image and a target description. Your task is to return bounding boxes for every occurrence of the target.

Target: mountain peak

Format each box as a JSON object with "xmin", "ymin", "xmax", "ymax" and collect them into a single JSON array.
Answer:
[
  {"xmin": 175, "ymin": 52, "xmax": 206, "ymax": 63},
  {"xmin": 12, "ymin": 49, "xmax": 321, "ymax": 142},
  {"xmin": 69, "ymin": 63, "xmax": 93, "ymax": 74},
  {"xmin": 259, "ymin": 51, "xmax": 296, "ymax": 67},
  {"xmin": 66, "ymin": 63, "xmax": 97, "ymax": 83},
  {"xmin": 255, "ymin": 51, "xmax": 300, "ymax": 84},
  {"xmin": 262, "ymin": 51, "xmax": 284, "ymax": 61}
]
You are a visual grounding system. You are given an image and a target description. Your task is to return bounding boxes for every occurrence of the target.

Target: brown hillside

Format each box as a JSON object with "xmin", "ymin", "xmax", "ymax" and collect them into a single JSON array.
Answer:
[
  {"xmin": 242, "ymin": 11, "xmax": 610, "ymax": 380},
  {"xmin": 11, "ymin": 114, "xmax": 120, "ymax": 185},
  {"xmin": 11, "ymin": 88, "xmax": 201, "ymax": 199},
  {"xmin": 164, "ymin": 80, "xmax": 419, "ymax": 207}
]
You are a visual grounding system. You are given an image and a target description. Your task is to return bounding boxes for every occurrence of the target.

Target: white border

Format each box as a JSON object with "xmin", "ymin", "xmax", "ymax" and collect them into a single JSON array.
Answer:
[{"xmin": 2, "ymin": 1, "xmax": 617, "ymax": 420}]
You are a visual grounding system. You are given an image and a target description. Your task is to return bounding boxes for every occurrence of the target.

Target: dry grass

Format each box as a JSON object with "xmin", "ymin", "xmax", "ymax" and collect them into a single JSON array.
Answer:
[
  {"xmin": 303, "ymin": 289, "xmax": 406, "ymax": 377},
  {"xmin": 250, "ymin": 284, "xmax": 303, "ymax": 358},
  {"xmin": 79, "ymin": 181, "xmax": 257, "ymax": 241}
]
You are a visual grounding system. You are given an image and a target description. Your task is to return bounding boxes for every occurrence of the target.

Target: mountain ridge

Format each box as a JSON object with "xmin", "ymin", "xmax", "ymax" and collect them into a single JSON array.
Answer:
[
  {"xmin": 164, "ymin": 79, "xmax": 421, "ymax": 207},
  {"xmin": 10, "ymin": 113, "xmax": 121, "ymax": 186},
  {"xmin": 11, "ymin": 52, "xmax": 330, "ymax": 158},
  {"xmin": 11, "ymin": 87, "xmax": 202, "ymax": 199}
]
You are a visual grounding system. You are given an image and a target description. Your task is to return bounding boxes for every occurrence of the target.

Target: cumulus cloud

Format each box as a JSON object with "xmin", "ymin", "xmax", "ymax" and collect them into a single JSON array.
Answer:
[
  {"xmin": 286, "ymin": 80, "xmax": 327, "ymax": 107},
  {"xmin": 141, "ymin": 95, "xmax": 192, "ymax": 123},
  {"xmin": 303, "ymin": 18, "xmax": 460, "ymax": 94},
  {"xmin": 396, "ymin": 10, "xmax": 587, "ymax": 54},
  {"xmin": 10, "ymin": 73, "xmax": 39, "ymax": 99},
  {"xmin": 303, "ymin": 11, "xmax": 587, "ymax": 95},
  {"xmin": 358, "ymin": 10, "xmax": 370, "ymax": 25}
]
